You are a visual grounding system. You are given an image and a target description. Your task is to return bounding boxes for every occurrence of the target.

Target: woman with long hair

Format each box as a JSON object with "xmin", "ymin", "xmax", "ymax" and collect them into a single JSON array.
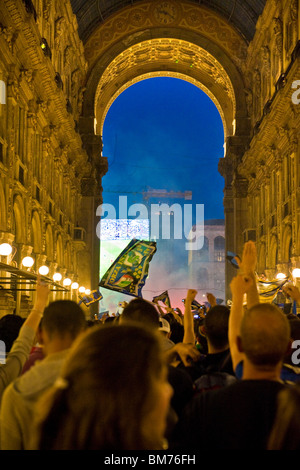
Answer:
[{"xmin": 31, "ymin": 323, "xmax": 173, "ymax": 450}]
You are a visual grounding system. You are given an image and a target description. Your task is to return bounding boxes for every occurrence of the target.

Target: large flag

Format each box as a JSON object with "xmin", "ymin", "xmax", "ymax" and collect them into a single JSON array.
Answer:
[
  {"xmin": 182, "ymin": 297, "xmax": 204, "ymax": 311},
  {"xmin": 99, "ymin": 239, "xmax": 157, "ymax": 297},
  {"xmin": 152, "ymin": 291, "xmax": 171, "ymax": 308},
  {"xmin": 78, "ymin": 289, "xmax": 103, "ymax": 307},
  {"xmin": 257, "ymin": 279, "xmax": 288, "ymax": 303}
]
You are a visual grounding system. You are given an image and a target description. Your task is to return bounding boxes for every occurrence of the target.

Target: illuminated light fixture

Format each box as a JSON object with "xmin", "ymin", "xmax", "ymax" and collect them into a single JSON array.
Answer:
[
  {"xmin": 292, "ymin": 268, "xmax": 300, "ymax": 278},
  {"xmin": 71, "ymin": 282, "xmax": 79, "ymax": 290},
  {"xmin": 22, "ymin": 256, "xmax": 34, "ymax": 268},
  {"xmin": 0, "ymin": 243, "xmax": 13, "ymax": 256},
  {"xmin": 63, "ymin": 278, "xmax": 72, "ymax": 286},
  {"xmin": 40, "ymin": 38, "xmax": 51, "ymax": 59},
  {"xmin": 79, "ymin": 286, "xmax": 85, "ymax": 293},
  {"xmin": 276, "ymin": 273, "xmax": 286, "ymax": 280},
  {"xmin": 53, "ymin": 272, "xmax": 62, "ymax": 282},
  {"xmin": 39, "ymin": 265, "xmax": 49, "ymax": 276},
  {"xmin": 85, "ymin": 289, "xmax": 91, "ymax": 295}
]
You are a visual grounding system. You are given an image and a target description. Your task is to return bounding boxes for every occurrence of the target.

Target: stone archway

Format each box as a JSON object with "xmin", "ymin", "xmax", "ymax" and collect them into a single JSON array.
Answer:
[
  {"xmin": 31, "ymin": 211, "xmax": 42, "ymax": 255},
  {"xmin": 13, "ymin": 195, "xmax": 26, "ymax": 245},
  {"xmin": 282, "ymin": 224, "xmax": 292, "ymax": 264},
  {"xmin": 78, "ymin": 0, "xmax": 252, "ymax": 299},
  {"xmin": 0, "ymin": 180, "xmax": 6, "ymax": 231},
  {"xmin": 81, "ymin": 1, "xmax": 249, "ymax": 139},
  {"xmin": 45, "ymin": 224, "xmax": 54, "ymax": 262}
]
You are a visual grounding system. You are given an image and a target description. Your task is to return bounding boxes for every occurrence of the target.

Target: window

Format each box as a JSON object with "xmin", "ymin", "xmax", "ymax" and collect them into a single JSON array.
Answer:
[
  {"xmin": 18, "ymin": 165, "xmax": 24, "ymax": 186},
  {"xmin": 214, "ymin": 236, "xmax": 225, "ymax": 262}
]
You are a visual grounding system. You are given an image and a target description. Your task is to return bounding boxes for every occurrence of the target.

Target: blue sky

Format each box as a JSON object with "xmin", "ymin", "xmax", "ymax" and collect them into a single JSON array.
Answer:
[
  {"xmin": 102, "ymin": 76, "xmax": 225, "ymax": 219},
  {"xmin": 99, "ymin": 77, "xmax": 225, "ymax": 311}
]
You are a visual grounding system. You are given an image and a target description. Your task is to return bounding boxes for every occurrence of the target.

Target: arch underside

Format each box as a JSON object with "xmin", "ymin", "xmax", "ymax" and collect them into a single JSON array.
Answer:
[
  {"xmin": 83, "ymin": 1, "xmax": 250, "ymax": 146},
  {"xmin": 95, "ymin": 38, "xmax": 236, "ymax": 138}
]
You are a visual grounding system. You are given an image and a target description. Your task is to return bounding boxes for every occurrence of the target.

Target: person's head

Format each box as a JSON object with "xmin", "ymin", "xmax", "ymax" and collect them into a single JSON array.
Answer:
[
  {"xmin": 0, "ymin": 314, "xmax": 25, "ymax": 352},
  {"xmin": 41, "ymin": 300, "xmax": 86, "ymax": 354},
  {"xmin": 238, "ymin": 303, "xmax": 291, "ymax": 369},
  {"xmin": 159, "ymin": 317, "xmax": 171, "ymax": 338},
  {"xmin": 268, "ymin": 384, "xmax": 300, "ymax": 450},
  {"xmin": 120, "ymin": 298, "xmax": 160, "ymax": 329},
  {"xmin": 203, "ymin": 305, "xmax": 230, "ymax": 352},
  {"xmin": 32, "ymin": 323, "xmax": 173, "ymax": 450}
]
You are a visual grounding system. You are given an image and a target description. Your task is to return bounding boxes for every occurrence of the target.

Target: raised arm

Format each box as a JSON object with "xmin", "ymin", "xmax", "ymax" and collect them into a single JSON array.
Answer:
[
  {"xmin": 206, "ymin": 293, "xmax": 217, "ymax": 311},
  {"xmin": 183, "ymin": 289, "xmax": 197, "ymax": 344},
  {"xmin": 23, "ymin": 276, "xmax": 50, "ymax": 332},
  {"xmin": 229, "ymin": 273, "xmax": 254, "ymax": 371},
  {"xmin": 237, "ymin": 241, "xmax": 259, "ymax": 309},
  {"xmin": 0, "ymin": 276, "xmax": 49, "ymax": 399},
  {"xmin": 283, "ymin": 284, "xmax": 300, "ymax": 304}
]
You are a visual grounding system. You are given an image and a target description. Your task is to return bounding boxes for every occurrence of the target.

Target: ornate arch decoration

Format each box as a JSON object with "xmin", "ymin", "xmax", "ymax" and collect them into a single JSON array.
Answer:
[
  {"xmin": 0, "ymin": 179, "xmax": 6, "ymax": 231},
  {"xmin": 81, "ymin": 0, "xmax": 249, "ymax": 143},
  {"xmin": 31, "ymin": 211, "xmax": 42, "ymax": 254},
  {"xmin": 13, "ymin": 194, "xmax": 26, "ymax": 244}
]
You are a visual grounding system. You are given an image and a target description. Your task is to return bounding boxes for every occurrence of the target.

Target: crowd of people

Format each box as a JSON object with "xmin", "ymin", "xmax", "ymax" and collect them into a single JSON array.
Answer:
[{"xmin": 0, "ymin": 241, "xmax": 300, "ymax": 450}]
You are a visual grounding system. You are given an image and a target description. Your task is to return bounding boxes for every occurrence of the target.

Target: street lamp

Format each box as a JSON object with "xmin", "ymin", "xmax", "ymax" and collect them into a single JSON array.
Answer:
[
  {"xmin": 292, "ymin": 268, "xmax": 300, "ymax": 279},
  {"xmin": 63, "ymin": 277, "xmax": 72, "ymax": 287},
  {"xmin": 276, "ymin": 273, "xmax": 286, "ymax": 280},
  {"xmin": 22, "ymin": 256, "xmax": 34, "ymax": 268},
  {"xmin": 39, "ymin": 265, "xmax": 49, "ymax": 276},
  {"xmin": 53, "ymin": 272, "xmax": 62, "ymax": 282}
]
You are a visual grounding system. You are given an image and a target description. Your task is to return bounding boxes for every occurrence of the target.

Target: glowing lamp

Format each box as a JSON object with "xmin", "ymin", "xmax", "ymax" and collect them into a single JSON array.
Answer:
[
  {"xmin": 85, "ymin": 289, "xmax": 91, "ymax": 295},
  {"xmin": 71, "ymin": 282, "xmax": 79, "ymax": 290},
  {"xmin": 39, "ymin": 265, "xmax": 49, "ymax": 276},
  {"xmin": 0, "ymin": 243, "xmax": 13, "ymax": 256},
  {"xmin": 79, "ymin": 286, "xmax": 85, "ymax": 293},
  {"xmin": 292, "ymin": 269, "xmax": 300, "ymax": 279},
  {"xmin": 53, "ymin": 273, "xmax": 62, "ymax": 282},
  {"xmin": 276, "ymin": 273, "xmax": 286, "ymax": 280},
  {"xmin": 63, "ymin": 278, "xmax": 72, "ymax": 286},
  {"xmin": 22, "ymin": 256, "xmax": 34, "ymax": 268}
]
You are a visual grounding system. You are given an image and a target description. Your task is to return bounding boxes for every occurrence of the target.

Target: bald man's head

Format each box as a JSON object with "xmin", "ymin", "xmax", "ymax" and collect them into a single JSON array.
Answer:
[{"xmin": 239, "ymin": 303, "xmax": 291, "ymax": 367}]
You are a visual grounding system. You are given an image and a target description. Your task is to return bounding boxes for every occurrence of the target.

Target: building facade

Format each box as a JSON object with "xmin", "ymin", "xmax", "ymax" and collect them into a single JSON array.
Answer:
[{"xmin": 188, "ymin": 220, "xmax": 225, "ymax": 302}]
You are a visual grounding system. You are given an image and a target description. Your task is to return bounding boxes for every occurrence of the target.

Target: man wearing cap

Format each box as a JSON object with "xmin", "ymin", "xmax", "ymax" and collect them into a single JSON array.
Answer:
[{"xmin": 159, "ymin": 317, "xmax": 175, "ymax": 351}]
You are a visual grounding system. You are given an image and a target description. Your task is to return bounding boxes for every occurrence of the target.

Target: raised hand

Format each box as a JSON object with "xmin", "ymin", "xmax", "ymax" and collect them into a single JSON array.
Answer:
[
  {"xmin": 206, "ymin": 292, "xmax": 216, "ymax": 307},
  {"xmin": 238, "ymin": 241, "xmax": 257, "ymax": 274},
  {"xmin": 230, "ymin": 274, "xmax": 254, "ymax": 298},
  {"xmin": 283, "ymin": 284, "xmax": 300, "ymax": 303},
  {"xmin": 186, "ymin": 289, "xmax": 197, "ymax": 303},
  {"xmin": 34, "ymin": 275, "xmax": 50, "ymax": 312}
]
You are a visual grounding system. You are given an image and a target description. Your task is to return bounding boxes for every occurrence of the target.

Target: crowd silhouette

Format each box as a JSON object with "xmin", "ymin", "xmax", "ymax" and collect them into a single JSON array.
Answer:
[{"xmin": 0, "ymin": 241, "xmax": 300, "ymax": 450}]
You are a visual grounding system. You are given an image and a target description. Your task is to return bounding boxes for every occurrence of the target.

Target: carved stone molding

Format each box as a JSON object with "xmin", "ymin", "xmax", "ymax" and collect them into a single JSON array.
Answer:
[{"xmin": 84, "ymin": 1, "xmax": 248, "ymax": 69}]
